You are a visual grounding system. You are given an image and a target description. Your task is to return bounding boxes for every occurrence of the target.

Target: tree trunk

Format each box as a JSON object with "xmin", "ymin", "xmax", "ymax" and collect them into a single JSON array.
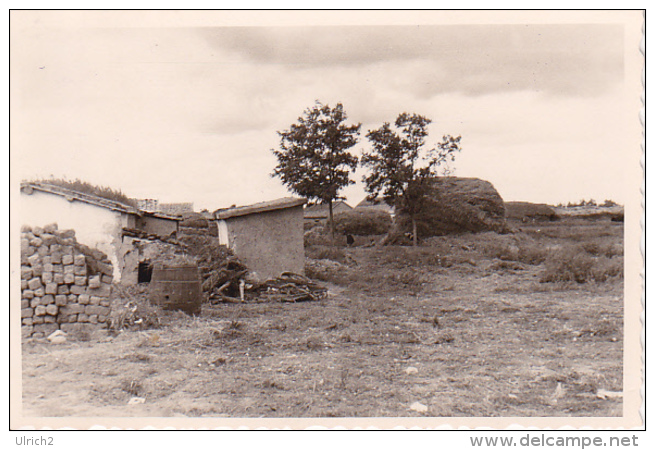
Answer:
[
  {"xmin": 328, "ymin": 199, "xmax": 335, "ymax": 243},
  {"xmin": 411, "ymin": 217, "xmax": 418, "ymax": 247}
]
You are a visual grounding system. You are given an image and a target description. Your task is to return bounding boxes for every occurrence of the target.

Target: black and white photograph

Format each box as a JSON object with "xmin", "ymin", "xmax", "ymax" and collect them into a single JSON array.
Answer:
[{"xmin": 10, "ymin": 10, "xmax": 644, "ymax": 431}]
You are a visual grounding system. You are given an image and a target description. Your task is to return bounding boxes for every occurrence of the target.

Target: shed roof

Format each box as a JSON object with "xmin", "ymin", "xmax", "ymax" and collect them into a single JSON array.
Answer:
[
  {"xmin": 214, "ymin": 197, "xmax": 306, "ymax": 220},
  {"xmin": 20, "ymin": 182, "xmax": 180, "ymax": 221}
]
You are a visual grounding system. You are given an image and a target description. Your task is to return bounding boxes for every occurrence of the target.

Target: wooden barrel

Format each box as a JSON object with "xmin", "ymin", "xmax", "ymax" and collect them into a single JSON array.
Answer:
[{"xmin": 150, "ymin": 264, "xmax": 202, "ymax": 315}]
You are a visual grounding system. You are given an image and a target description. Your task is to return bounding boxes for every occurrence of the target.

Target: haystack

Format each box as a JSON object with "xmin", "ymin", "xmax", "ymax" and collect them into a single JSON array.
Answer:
[{"xmin": 394, "ymin": 177, "xmax": 507, "ymax": 237}]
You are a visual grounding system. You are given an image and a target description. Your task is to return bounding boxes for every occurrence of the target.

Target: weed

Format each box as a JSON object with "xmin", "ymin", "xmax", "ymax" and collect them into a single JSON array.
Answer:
[
  {"xmin": 303, "ymin": 335, "xmax": 324, "ymax": 350},
  {"xmin": 69, "ymin": 328, "xmax": 92, "ymax": 342},
  {"xmin": 339, "ymin": 368, "xmax": 350, "ymax": 390},
  {"xmin": 109, "ymin": 285, "xmax": 162, "ymax": 331},
  {"xmin": 260, "ymin": 379, "xmax": 285, "ymax": 390},
  {"xmin": 119, "ymin": 378, "xmax": 143, "ymax": 397},
  {"xmin": 433, "ymin": 331, "xmax": 455, "ymax": 344},
  {"xmin": 227, "ymin": 319, "xmax": 244, "ymax": 331},
  {"xmin": 338, "ymin": 332, "xmax": 353, "ymax": 343},
  {"xmin": 267, "ymin": 319, "xmax": 287, "ymax": 332},
  {"xmin": 122, "ymin": 352, "xmax": 152, "ymax": 363},
  {"xmin": 489, "ymin": 260, "xmax": 525, "ymax": 272}
]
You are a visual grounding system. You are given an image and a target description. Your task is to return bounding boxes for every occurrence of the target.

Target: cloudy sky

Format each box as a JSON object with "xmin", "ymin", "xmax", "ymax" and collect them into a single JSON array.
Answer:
[{"xmin": 11, "ymin": 11, "xmax": 642, "ymax": 211}]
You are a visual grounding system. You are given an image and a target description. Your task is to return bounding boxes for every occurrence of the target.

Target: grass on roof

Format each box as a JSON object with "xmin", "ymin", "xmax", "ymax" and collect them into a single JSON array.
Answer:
[{"xmin": 28, "ymin": 177, "xmax": 137, "ymax": 208}]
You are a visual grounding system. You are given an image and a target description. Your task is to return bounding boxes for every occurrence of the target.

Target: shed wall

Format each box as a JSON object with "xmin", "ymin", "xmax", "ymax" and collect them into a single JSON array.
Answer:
[{"xmin": 223, "ymin": 205, "xmax": 304, "ymax": 280}]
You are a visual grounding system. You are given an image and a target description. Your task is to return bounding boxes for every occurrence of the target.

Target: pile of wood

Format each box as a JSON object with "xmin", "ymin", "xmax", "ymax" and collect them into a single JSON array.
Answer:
[
  {"xmin": 210, "ymin": 272, "xmax": 327, "ymax": 304},
  {"xmin": 255, "ymin": 273, "xmax": 328, "ymax": 303},
  {"xmin": 173, "ymin": 235, "xmax": 328, "ymax": 304},
  {"xmin": 175, "ymin": 234, "xmax": 247, "ymax": 298},
  {"xmin": 202, "ymin": 258, "xmax": 248, "ymax": 298}
]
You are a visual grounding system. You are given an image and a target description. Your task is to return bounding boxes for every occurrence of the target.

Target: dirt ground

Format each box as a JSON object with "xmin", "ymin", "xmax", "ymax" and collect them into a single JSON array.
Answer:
[{"xmin": 20, "ymin": 219, "xmax": 624, "ymax": 418}]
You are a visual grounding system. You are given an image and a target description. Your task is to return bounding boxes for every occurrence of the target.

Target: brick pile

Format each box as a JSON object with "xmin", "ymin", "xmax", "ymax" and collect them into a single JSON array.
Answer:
[{"xmin": 20, "ymin": 223, "xmax": 113, "ymax": 339}]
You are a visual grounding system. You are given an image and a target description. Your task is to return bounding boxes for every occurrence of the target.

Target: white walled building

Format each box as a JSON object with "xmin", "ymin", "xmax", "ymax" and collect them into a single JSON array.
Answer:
[{"xmin": 20, "ymin": 182, "xmax": 180, "ymax": 282}]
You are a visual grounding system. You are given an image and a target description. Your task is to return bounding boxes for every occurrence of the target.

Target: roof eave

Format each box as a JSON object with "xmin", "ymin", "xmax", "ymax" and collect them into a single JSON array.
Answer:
[{"xmin": 214, "ymin": 197, "xmax": 307, "ymax": 220}]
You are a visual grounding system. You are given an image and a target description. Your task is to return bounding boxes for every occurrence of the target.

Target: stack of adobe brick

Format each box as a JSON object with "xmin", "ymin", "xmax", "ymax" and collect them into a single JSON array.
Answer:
[{"xmin": 20, "ymin": 223, "xmax": 114, "ymax": 339}]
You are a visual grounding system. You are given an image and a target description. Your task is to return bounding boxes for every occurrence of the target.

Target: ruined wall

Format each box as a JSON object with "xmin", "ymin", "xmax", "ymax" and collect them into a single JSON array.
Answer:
[
  {"xmin": 20, "ymin": 224, "xmax": 113, "ymax": 339},
  {"xmin": 221, "ymin": 205, "xmax": 305, "ymax": 280},
  {"xmin": 135, "ymin": 216, "xmax": 178, "ymax": 237},
  {"xmin": 20, "ymin": 190, "xmax": 130, "ymax": 281},
  {"xmin": 118, "ymin": 236, "xmax": 185, "ymax": 285}
]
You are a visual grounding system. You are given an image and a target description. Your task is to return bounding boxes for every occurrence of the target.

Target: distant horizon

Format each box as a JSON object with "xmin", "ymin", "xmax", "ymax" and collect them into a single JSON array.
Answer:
[{"xmin": 21, "ymin": 175, "xmax": 625, "ymax": 213}]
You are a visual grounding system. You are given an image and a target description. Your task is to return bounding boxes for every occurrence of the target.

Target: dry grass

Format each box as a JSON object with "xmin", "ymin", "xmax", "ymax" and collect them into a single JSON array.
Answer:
[
  {"xmin": 21, "ymin": 219, "xmax": 624, "ymax": 419},
  {"xmin": 540, "ymin": 248, "xmax": 624, "ymax": 284},
  {"xmin": 305, "ymin": 245, "xmax": 349, "ymax": 264}
]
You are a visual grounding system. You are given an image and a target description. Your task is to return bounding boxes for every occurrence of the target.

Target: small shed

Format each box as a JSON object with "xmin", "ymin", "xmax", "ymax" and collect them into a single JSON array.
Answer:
[{"xmin": 213, "ymin": 197, "xmax": 307, "ymax": 280}]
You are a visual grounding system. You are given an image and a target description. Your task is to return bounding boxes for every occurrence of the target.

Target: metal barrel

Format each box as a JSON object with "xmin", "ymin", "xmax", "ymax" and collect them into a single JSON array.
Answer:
[{"xmin": 150, "ymin": 264, "xmax": 202, "ymax": 315}]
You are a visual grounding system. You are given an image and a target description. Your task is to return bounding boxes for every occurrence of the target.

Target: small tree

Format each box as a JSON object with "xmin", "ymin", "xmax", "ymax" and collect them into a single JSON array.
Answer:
[
  {"xmin": 361, "ymin": 113, "xmax": 461, "ymax": 246},
  {"xmin": 272, "ymin": 101, "xmax": 361, "ymax": 240}
]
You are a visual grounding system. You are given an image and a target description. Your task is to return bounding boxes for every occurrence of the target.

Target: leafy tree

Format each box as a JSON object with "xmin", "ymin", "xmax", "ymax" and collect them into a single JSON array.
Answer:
[
  {"xmin": 272, "ymin": 101, "xmax": 361, "ymax": 240},
  {"xmin": 361, "ymin": 112, "xmax": 461, "ymax": 246}
]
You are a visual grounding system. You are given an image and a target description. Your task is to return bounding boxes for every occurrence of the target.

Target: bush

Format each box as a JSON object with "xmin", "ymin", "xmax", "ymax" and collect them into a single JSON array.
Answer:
[
  {"xmin": 304, "ymin": 227, "xmax": 332, "ymax": 246},
  {"xmin": 481, "ymin": 241, "xmax": 518, "ymax": 261},
  {"xmin": 579, "ymin": 241, "xmax": 623, "ymax": 259},
  {"xmin": 479, "ymin": 236, "xmax": 549, "ymax": 265},
  {"xmin": 517, "ymin": 243, "xmax": 550, "ymax": 265},
  {"xmin": 304, "ymin": 220, "xmax": 323, "ymax": 231},
  {"xmin": 590, "ymin": 258, "xmax": 624, "ymax": 282},
  {"xmin": 540, "ymin": 248, "xmax": 623, "ymax": 283},
  {"xmin": 333, "ymin": 209, "xmax": 392, "ymax": 236}
]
